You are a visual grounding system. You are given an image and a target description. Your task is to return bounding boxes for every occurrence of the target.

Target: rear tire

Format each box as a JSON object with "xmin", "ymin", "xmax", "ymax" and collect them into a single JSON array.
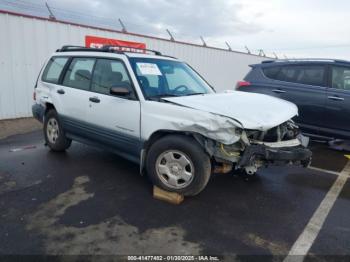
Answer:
[
  {"xmin": 44, "ymin": 109, "xmax": 71, "ymax": 152},
  {"xmin": 146, "ymin": 135, "xmax": 211, "ymax": 196}
]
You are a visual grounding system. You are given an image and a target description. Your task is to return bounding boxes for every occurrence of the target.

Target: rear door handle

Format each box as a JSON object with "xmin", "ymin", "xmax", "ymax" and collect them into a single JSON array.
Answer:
[
  {"xmin": 328, "ymin": 96, "xmax": 344, "ymax": 101},
  {"xmin": 89, "ymin": 97, "xmax": 100, "ymax": 103},
  {"xmin": 272, "ymin": 89, "xmax": 286, "ymax": 94},
  {"xmin": 57, "ymin": 89, "xmax": 65, "ymax": 95}
]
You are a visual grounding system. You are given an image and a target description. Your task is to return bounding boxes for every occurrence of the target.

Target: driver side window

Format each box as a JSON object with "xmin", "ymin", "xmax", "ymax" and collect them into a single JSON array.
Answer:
[
  {"xmin": 332, "ymin": 66, "xmax": 350, "ymax": 90},
  {"xmin": 91, "ymin": 59, "xmax": 133, "ymax": 96}
]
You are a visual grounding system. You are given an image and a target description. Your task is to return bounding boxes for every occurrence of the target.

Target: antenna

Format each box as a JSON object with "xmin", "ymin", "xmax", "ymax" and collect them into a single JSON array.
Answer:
[
  {"xmin": 45, "ymin": 2, "xmax": 56, "ymax": 20},
  {"xmin": 166, "ymin": 29, "xmax": 175, "ymax": 41},
  {"xmin": 225, "ymin": 42, "xmax": 232, "ymax": 51},
  {"xmin": 118, "ymin": 18, "xmax": 127, "ymax": 33},
  {"xmin": 200, "ymin": 36, "xmax": 207, "ymax": 47}
]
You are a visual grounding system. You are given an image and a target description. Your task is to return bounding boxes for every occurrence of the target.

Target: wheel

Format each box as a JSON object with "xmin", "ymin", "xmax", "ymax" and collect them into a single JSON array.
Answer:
[
  {"xmin": 44, "ymin": 109, "xmax": 71, "ymax": 152},
  {"xmin": 146, "ymin": 135, "xmax": 211, "ymax": 196}
]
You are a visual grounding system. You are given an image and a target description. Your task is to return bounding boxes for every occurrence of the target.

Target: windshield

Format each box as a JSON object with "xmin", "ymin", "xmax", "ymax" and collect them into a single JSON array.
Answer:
[{"xmin": 129, "ymin": 58, "xmax": 215, "ymax": 99}]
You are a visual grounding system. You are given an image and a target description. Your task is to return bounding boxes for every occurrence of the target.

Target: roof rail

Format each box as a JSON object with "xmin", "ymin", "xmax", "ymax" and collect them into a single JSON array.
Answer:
[
  {"xmin": 56, "ymin": 45, "xmax": 121, "ymax": 53},
  {"xmin": 56, "ymin": 45, "xmax": 164, "ymax": 56},
  {"xmin": 262, "ymin": 58, "xmax": 350, "ymax": 64}
]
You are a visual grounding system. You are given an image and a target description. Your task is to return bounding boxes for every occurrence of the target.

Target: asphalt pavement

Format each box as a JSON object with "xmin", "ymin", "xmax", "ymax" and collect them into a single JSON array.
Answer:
[{"xmin": 0, "ymin": 131, "xmax": 349, "ymax": 261}]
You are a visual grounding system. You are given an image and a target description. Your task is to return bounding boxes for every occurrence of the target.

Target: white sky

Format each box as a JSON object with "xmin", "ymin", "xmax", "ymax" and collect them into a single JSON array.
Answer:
[
  {"xmin": 231, "ymin": 0, "xmax": 350, "ymax": 59},
  {"xmin": 1, "ymin": 0, "xmax": 349, "ymax": 59}
]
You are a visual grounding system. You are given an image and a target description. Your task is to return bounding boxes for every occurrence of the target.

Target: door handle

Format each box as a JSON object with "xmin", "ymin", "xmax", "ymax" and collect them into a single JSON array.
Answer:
[
  {"xmin": 272, "ymin": 89, "xmax": 286, "ymax": 94},
  {"xmin": 89, "ymin": 97, "xmax": 100, "ymax": 103},
  {"xmin": 57, "ymin": 89, "xmax": 65, "ymax": 95},
  {"xmin": 328, "ymin": 96, "xmax": 344, "ymax": 101}
]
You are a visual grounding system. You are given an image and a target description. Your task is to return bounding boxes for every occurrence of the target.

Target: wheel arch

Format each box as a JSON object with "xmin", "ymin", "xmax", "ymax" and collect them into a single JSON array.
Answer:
[
  {"xmin": 45, "ymin": 102, "xmax": 56, "ymax": 114},
  {"xmin": 140, "ymin": 130, "xmax": 211, "ymax": 174}
]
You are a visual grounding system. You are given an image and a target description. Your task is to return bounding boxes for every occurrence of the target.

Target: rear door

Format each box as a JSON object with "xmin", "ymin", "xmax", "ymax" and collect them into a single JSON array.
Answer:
[
  {"xmin": 41, "ymin": 56, "xmax": 95, "ymax": 125},
  {"xmin": 56, "ymin": 57, "xmax": 96, "ymax": 127},
  {"xmin": 261, "ymin": 64, "xmax": 327, "ymax": 132},
  {"xmin": 323, "ymin": 65, "xmax": 350, "ymax": 137}
]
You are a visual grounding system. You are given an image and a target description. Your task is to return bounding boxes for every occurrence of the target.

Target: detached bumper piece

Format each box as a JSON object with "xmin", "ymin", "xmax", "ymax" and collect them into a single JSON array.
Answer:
[{"xmin": 238, "ymin": 144, "xmax": 312, "ymax": 168}]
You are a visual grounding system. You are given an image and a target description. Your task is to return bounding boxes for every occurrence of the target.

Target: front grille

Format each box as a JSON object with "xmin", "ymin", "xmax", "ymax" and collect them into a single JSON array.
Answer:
[{"xmin": 246, "ymin": 121, "xmax": 299, "ymax": 142}]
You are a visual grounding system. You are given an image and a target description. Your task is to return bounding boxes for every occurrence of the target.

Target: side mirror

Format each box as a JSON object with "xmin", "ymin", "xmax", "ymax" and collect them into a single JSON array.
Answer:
[{"xmin": 110, "ymin": 86, "xmax": 131, "ymax": 97}]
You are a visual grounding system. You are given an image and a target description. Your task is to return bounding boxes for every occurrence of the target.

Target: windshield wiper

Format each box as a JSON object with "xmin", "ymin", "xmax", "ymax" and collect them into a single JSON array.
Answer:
[
  {"xmin": 185, "ymin": 92, "xmax": 206, "ymax": 96},
  {"xmin": 148, "ymin": 94, "xmax": 180, "ymax": 99}
]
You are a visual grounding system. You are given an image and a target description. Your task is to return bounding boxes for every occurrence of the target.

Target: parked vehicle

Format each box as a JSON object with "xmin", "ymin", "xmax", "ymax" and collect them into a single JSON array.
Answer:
[
  {"xmin": 237, "ymin": 59, "xmax": 350, "ymax": 140},
  {"xmin": 32, "ymin": 46, "xmax": 311, "ymax": 196}
]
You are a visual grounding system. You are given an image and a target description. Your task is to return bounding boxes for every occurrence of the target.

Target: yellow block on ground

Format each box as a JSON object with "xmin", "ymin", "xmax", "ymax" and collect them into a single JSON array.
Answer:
[
  {"xmin": 153, "ymin": 186, "xmax": 184, "ymax": 205},
  {"xmin": 345, "ymin": 155, "xmax": 350, "ymax": 160}
]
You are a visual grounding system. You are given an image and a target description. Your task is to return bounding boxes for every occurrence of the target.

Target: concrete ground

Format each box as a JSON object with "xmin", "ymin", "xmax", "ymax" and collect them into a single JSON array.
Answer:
[
  {"xmin": 0, "ymin": 118, "xmax": 42, "ymax": 139},
  {"xmin": 0, "ymin": 129, "xmax": 349, "ymax": 261}
]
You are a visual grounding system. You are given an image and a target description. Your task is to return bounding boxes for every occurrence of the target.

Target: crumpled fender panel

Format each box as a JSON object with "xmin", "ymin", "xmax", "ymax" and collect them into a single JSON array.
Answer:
[{"xmin": 141, "ymin": 101, "xmax": 241, "ymax": 145}]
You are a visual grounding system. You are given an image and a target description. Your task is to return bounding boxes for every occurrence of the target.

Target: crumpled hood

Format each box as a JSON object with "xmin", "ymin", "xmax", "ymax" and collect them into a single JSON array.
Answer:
[{"xmin": 163, "ymin": 91, "xmax": 298, "ymax": 131}]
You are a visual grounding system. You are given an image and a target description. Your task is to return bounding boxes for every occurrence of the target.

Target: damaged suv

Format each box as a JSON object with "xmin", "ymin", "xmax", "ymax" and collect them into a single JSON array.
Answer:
[{"xmin": 32, "ymin": 45, "xmax": 312, "ymax": 196}]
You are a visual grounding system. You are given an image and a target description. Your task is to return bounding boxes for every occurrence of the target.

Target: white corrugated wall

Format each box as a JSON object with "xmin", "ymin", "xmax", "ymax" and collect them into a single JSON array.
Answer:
[{"xmin": 0, "ymin": 11, "xmax": 265, "ymax": 120}]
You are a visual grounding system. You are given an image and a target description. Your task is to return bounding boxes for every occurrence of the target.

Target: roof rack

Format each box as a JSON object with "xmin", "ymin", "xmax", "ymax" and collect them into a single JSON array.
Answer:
[
  {"xmin": 56, "ymin": 45, "xmax": 163, "ymax": 56},
  {"xmin": 102, "ymin": 45, "xmax": 162, "ymax": 56},
  {"xmin": 262, "ymin": 58, "xmax": 350, "ymax": 64}
]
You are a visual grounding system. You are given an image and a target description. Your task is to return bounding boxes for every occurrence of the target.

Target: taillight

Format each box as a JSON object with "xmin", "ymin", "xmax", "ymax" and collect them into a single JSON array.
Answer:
[
  {"xmin": 33, "ymin": 90, "xmax": 36, "ymax": 101},
  {"xmin": 236, "ymin": 81, "xmax": 251, "ymax": 89}
]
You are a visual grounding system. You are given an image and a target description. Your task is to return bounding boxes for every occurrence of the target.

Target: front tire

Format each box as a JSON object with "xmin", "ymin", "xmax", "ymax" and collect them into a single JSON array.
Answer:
[
  {"xmin": 146, "ymin": 135, "xmax": 211, "ymax": 196},
  {"xmin": 44, "ymin": 109, "xmax": 71, "ymax": 152}
]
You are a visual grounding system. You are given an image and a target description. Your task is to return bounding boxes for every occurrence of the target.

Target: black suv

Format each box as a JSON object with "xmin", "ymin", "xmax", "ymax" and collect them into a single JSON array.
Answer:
[{"xmin": 237, "ymin": 59, "xmax": 350, "ymax": 140}]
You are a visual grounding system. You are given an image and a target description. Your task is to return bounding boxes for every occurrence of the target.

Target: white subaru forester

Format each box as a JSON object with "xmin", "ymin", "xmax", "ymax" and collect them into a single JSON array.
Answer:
[{"xmin": 32, "ymin": 45, "xmax": 312, "ymax": 196}]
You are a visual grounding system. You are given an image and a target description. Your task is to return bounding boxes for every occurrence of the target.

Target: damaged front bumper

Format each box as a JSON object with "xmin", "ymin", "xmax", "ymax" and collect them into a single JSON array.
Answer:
[{"xmin": 237, "ymin": 135, "xmax": 312, "ymax": 169}]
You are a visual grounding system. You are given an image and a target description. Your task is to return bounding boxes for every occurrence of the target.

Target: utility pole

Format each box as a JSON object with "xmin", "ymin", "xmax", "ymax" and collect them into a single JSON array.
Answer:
[
  {"xmin": 118, "ymin": 18, "xmax": 127, "ymax": 33},
  {"xmin": 45, "ymin": 2, "xmax": 56, "ymax": 20}
]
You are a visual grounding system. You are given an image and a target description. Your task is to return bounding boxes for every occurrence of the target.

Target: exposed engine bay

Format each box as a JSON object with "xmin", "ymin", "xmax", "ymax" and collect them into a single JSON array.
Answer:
[{"xmin": 195, "ymin": 120, "xmax": 312, "ymax": 175}]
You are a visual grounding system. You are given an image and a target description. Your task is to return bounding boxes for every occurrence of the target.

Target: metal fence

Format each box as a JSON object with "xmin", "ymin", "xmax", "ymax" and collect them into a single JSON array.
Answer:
[{"xmin": 0, "ymin": 11, "xmax": 265, "ymax": 120}]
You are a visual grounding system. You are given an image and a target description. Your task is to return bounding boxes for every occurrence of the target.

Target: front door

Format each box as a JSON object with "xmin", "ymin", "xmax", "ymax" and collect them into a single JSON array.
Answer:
[
  {"xmin": 86, "ymin": 58, "xmax": 141, "ymax": 161},
  {"xmin": 324, "ymin": 65, "xmax": 350, "ymax": 137}
]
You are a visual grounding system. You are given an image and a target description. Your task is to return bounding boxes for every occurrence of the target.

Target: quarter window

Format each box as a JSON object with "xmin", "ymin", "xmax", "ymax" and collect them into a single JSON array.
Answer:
[
  {"xmin": 62, "ymin": 58, "xmax": 95, "ymax": 90},
  {"xmin": 91, "ymin": 59, "xmax": 132, "ymax": 95},
  {"xmin": 332, "ymin": 66, "xmax": 350, "ymax": 90},
  {"xmin": 42, "ymin": 57, "xmax": 69, "ymax": 84}
]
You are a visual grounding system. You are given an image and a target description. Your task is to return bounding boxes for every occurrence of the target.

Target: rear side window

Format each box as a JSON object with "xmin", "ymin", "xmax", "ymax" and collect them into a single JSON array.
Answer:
[
  {"xmin": 263, "ymin": 65, "xmax": 325, "ymax": 86},
  {"xmin": 42, "ymin": 57, "xmax": 69, "ymax": 84},
  {"xmin": 63, "ymin": 58, "xmax": 96, "ymax": 90},
  {"xmin": 262, "ymin": 67, "xmax": 280, "ymax": 80}
]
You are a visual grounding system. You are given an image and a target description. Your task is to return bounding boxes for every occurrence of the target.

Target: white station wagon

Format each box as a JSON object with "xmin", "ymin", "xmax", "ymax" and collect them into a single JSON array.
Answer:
[{"xmin": 32, "ymin": 45, "xmax": 312, "ymax": 196}]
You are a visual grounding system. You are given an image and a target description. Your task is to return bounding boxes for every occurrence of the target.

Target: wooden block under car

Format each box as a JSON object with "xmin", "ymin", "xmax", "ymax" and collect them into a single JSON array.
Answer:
[{"xmin": 153, "ymin": 186, "xmax": 184, "ymax": 205}]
